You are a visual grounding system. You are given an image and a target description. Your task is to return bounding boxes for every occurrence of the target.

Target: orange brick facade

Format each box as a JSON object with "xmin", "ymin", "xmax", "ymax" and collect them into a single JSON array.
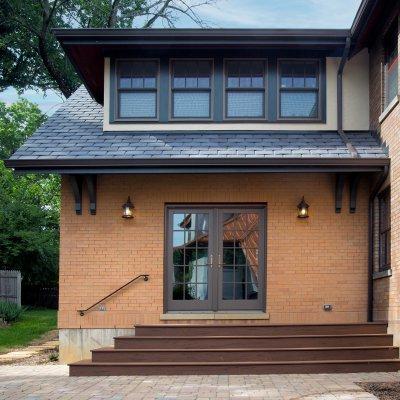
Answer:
[
  {"xmin": 369, "ymin": 13, "xmax": 399, "ymax": 345},
  {"xmin": 59, "ymin": 173, "xmax": 371, "ymax": 330}
]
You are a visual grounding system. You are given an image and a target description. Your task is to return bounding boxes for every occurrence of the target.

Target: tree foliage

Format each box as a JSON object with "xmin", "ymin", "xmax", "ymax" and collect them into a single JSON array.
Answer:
[
  {"xmin": 0, "ymin": 100, "xmax": 60, "ymax": 286},
  {"xmin": 0, "ymin": 0, "xmax": 215, "ymax": 98}
]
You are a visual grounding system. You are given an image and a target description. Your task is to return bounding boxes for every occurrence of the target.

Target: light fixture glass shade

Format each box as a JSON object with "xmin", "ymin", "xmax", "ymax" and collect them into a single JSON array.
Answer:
[
  {"xmin": 122, "ymin": 196, "xmax": 134, "ymax": 219},
  {"xmin": 297, "ymin": 196, "xmax": 309, "ymax": 218}
]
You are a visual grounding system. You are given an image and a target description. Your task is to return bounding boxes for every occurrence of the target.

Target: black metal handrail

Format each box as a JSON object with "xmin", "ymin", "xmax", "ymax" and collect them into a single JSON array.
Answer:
[{"xmin": 77, "ymin": 274, "xmax": 149, "ymax": 316}]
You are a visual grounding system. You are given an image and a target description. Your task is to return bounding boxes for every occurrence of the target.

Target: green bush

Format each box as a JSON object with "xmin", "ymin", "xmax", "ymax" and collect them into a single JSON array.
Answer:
[
  {"xmin": 0, "ymin": 301, "xmax": 23, "ymax": 323},
  {"xmin": 48, "ymin": 352, "xmax": 59, "ymax": 362}
]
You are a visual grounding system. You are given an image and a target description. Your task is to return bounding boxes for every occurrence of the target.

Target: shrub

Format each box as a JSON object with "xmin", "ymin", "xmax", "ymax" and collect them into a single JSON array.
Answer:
[
  {"xmin": 0, "ymin": 301, "xmax": 23, "ymax": 323},
  {"xmin": 48, "ymin": 352, "xmax": 59, "ymax": 362}
]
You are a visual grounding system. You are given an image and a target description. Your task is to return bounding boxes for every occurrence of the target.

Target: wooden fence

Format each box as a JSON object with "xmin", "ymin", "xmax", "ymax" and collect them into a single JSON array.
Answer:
[{"xmin": 0, "ymin": 270, "xmax": 21, "ymax": 306}]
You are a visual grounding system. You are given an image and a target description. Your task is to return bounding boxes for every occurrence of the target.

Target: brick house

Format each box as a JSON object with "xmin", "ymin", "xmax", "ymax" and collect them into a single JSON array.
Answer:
[{"xmin": 5, "ymin": 0, "xmax": 400, "ymax": 375}]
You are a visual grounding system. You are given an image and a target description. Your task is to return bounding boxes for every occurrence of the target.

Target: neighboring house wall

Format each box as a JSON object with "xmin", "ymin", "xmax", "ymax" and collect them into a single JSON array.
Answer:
[
  {"xmin": 103, "ymin": 52, "xmax": 369, "ymax": 132},
  {"xmin": 59, "ymin": 173, "xmax": 370, "ymax": 361},
  {"xmin": 370, "ymin": 14, "xmax": 400, "ymax": 344}
]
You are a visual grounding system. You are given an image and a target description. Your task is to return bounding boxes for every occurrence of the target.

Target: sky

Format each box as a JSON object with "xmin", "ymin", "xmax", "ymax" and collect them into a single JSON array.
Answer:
[{"xmin": 0, "ymin": 0, "xmax": 362, "ymax": 115}]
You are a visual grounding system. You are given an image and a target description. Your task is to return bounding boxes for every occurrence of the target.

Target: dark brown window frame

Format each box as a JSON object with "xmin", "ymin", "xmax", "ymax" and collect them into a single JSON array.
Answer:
[
  {"xmin": 223, "ymin": 58, "xmax": 268, "ymax": 121},
  {"xmin": 383, "ymin": 20, "xmax": 399, "ymax": 109},
  {"xmin": 114, "ymin": 58, "xmax": 160, "ymax": 121},
  {"xmin": 378, "ymin": 187, "xmax": 391, "ymax": 272},
  {"xmin": 169, "ymin": 58, "xmax": 214, "ymax": 121},
  {"xmin": 277, "ymin": 58, "xmax": 321, "ymax": 121}
]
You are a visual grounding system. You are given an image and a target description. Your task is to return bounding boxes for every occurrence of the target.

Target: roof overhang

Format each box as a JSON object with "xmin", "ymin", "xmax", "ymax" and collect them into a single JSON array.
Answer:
[
  {"xmin": 350, "ymin": 0, "xmax": 399, "ymax": 57},
  {"xmin": 5, "ymin": 157, "xmax": 389, "ymax": 174},
  {"xmin": 54, "ymin": 28, "xmax": 350, "ymax": 104}
]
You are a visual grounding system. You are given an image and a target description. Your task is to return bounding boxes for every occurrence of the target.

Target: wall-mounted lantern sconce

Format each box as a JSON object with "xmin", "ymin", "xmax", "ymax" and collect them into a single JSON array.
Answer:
[
  {"xmin": 122, "ymin": 196, "xmax": 134, "ymax": 219},
  {"xmin": 297, "ymin": 196, "xmax": 309, "ymax": 219}
]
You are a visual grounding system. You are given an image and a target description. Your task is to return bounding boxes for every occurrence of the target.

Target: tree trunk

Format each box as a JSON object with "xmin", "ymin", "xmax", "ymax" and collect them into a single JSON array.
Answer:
[
  {"xmin": 38, "ymin": 0, "xmax": 74, "ymax": 97},
  {"xmin": 107, "ymin": 0, "xmax": 122, "ymax": 28}
]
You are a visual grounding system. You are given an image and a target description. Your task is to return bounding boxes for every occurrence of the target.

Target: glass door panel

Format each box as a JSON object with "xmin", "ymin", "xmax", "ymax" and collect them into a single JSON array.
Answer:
[
  {"xmin": 218, "ymin": 210, "xmax": 264, "ymax": 310},
  {"xmin": 168, "ymin": 210, "xmax": 213, "ymax": 310}
]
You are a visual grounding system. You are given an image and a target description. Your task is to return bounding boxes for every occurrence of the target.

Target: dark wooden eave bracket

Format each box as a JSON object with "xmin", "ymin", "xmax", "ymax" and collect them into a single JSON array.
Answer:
[
  {"xmin": 69, "ymin": 174, "xmax": 97, "ymax": 215},
  {"xmin": 350, "ymin": 174, "xmax": 361, "ymax": 213},
  {"xmin": 85, "ymin": 175, "xmax": 97, "ymax": 215},
  {"xmin": 335, "ymin": 174, "xmax": 345, "ymax": 213},
  {"xmin": 335, "ymin": 173, "xmax": 361, "ymax": 214},
  {"xmin": 69, "ymin": 175, "xmax": 83, "ymax": 215}
]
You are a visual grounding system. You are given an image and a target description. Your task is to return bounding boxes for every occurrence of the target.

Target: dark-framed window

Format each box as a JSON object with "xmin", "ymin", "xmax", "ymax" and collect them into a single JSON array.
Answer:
[
  {"xmin": 170, "ymin": 59, "xmax": 213, "ymax": 119},
  {"xmin": 224, "ymin": 59, "xmax": 267, "ymax": 119},
  {"xmin": 278, "ymin": 59, "xmax": 320, "ymax": 119},
  {"xmin": 379, "ymin": 187, "xmax": 391, "ymax": 271},
  {"xmin": 116, "ymin": 59, "xmax": 159, "ymax": 120},
  {"xmin": 384, "ymin": 22, "xmax": 398, "ymax": 108}
]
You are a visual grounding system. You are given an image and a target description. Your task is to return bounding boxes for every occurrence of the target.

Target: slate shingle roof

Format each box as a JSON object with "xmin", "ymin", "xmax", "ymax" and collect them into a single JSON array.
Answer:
[{"xmin": 9, "ymin": 86, "xmax": 387, "ymax": 162}]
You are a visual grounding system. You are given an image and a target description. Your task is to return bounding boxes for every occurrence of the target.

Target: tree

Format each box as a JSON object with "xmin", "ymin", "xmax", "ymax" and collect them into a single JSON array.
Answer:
[
  {"xmin": 0, "ymin": 0, "xmax": 215, "ymax": 98},
  {"xmin": 0, "ymin": 100, "xmax": 60, "ymax": 286},
  {"xmin": 0, "ymin": 100, "xmax": 46, "ymax": 160}
]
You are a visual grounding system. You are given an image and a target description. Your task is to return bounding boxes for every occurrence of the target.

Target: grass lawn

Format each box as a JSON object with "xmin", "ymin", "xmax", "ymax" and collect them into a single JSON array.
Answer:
[{"xmin": 0, "ymin": 309, "xmax": 57, "ymax": 354}]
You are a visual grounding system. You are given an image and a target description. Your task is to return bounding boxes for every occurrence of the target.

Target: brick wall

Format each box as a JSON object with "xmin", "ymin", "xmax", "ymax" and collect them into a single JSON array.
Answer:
[
  {"xmin": 59, "ymin": 173, "xmax": 370, "ymax": 329},
  {"xmin": 369, "ymin": 12, "xmax": 400, "ymax": 343}
]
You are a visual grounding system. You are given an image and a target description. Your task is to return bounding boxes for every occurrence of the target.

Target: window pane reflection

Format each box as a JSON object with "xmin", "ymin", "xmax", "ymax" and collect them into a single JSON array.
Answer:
[
  {"xmin": 171, "ymin": 212, "xmax": 209, "ymax": 302},
  {"xmin": 221, "ymin": 212, "xmax": 260, "ymax": 301}
]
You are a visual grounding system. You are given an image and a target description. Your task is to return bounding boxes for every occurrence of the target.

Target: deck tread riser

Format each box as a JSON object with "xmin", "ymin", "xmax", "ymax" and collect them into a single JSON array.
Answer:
[
  {"xmin": 69, "ymin": 360, "xmax": 400, "ymax": 376},
  {"xmin": 135, "ymin": 325, "xmax": 388, "ymax": 336},
  {"xmin": 92, "ymin": 347, "xmax": 399, "ymax": 363},
  {"xmin": 114, "ymin": 335, "xmax": 393, "ymax": 349}
]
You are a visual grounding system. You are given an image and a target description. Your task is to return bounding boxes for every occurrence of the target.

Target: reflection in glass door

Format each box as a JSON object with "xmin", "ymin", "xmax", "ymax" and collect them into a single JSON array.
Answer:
[
  {"xmin": 166, "ymin": 206, "xmax": 265, "ymax": 312},
  {"xmin": 168, "ymin": 210, "xmax": 213, "ymax": 311},
  {"xmin": 219, "ymin": 210, "xmax": 263, "ymax": 310}
]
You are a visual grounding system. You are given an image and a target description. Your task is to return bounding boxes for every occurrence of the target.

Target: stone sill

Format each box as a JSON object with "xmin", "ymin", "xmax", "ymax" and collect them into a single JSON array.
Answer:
[
  {"xmin": 379, "ymin": 95, "xmax": 399, "ymax": 124},
  {"xmin": 160, "ymin": 312, "xmax": 270, "ymax": 321},
  {"xmin": 373, "ymin": 269, "xmax": 392, "ymax": 280}
]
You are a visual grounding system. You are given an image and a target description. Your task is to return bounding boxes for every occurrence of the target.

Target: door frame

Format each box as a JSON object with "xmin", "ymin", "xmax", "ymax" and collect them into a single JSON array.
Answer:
[{"xmin": 164, "ymin": 203, "xmax": 267, "ymax": 313}]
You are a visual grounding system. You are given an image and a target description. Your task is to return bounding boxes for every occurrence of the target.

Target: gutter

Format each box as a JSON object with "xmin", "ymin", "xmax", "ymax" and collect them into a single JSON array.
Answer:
[
  {"xmin": 5, "ymin": 157, "xmax": 389, "ymax": 175},
  {"xmin": 337, "ymin": 36, "xmax": 359, "ymax": 158},
  {"xmin": 5, "ymin": 157, "xmax": 390, "ymax": 170},
  {"xmin": 368, "ymin": 165, "xmax": 389, "ymax": 321}
]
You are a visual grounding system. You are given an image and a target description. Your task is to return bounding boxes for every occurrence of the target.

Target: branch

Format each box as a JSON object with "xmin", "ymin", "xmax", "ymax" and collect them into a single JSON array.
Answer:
[
  {"xmin": 107, "ymin": 0, "xmax": 122, "ymax": 28},
  {"xmin": 37, "ymin": 0, "xmax": 74, "ymax": 97},
  {"xmin": 142, "ymin": 0, "xmax": 174, "ymax": 28},
  {"xmin": 141, "ymin": 0, "xmax": 215, "ymax": 28}
]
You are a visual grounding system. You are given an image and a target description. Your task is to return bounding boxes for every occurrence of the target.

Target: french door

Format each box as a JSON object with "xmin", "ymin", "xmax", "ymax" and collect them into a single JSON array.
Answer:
[{"xmin": 166, "ymin": 205, "xmax": 265, "ymax": 312}]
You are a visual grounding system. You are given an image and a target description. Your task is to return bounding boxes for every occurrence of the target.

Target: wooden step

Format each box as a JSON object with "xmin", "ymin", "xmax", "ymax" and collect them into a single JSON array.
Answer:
[
  {"xmin": 135, "ymin": 323, "xmax": 388, "ymax": 337},
  {"xmin": 69, "ymin": 359, "xmax": 400, "ymax": 376},
  {"xmin": 114, "ymin": 334, "xmax": 393, "ymax": 350},
  {"xmin": 92, "ymin": 346, "xmax": 399, "ymax": 363}
]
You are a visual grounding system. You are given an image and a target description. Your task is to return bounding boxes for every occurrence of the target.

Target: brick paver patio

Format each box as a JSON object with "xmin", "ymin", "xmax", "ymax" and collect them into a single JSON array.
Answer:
[{"xmin": 0, "ymin": 365, "xmax": 399, "ymax": 399}]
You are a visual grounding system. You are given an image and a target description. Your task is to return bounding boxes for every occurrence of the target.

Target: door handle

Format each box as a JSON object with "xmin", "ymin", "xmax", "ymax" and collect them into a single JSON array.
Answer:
[
  {"xmin": 210, "ymin": 254, "xmax": 213, "ymax": 268},
  {"xmin": 218, "ymin": 254, "xmax": 222, "ymax": 268}
]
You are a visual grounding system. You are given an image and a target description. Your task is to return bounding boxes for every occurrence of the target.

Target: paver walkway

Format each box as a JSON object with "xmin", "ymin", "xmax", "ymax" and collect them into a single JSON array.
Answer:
[{"xmin": 0, "ymin": 366, "xmax": 399, "ymax": 399}]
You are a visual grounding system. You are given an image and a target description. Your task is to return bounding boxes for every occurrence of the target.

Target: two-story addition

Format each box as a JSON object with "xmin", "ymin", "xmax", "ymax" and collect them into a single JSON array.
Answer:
[{"xmin": 6, "ymin": 0, "xmax": 400, "ymax": 375}]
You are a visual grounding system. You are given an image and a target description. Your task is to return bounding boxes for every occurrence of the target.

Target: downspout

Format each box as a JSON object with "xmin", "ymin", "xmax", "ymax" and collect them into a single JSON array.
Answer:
[
  {"xmin": 337, "ymin": 36, "xmax": 359, "ymax": 158},
  {"xmin": 368, "ymin": 165, "xmax": 389, "ymax": 321}
]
